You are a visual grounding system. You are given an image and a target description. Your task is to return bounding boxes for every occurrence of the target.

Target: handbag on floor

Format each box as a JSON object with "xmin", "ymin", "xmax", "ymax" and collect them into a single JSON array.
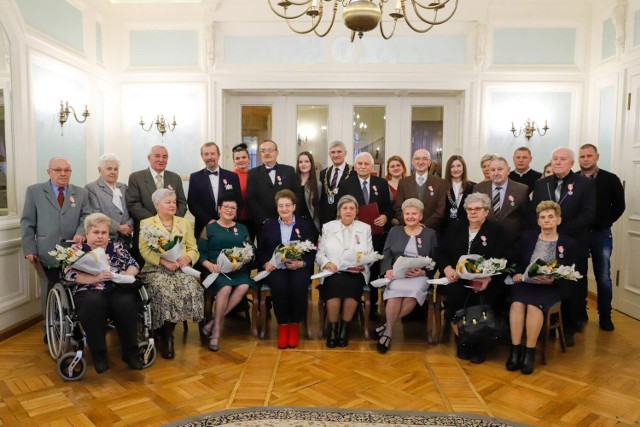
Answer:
[{"xmin": 454, "ymin": 293, "xmax": 498, "ymax": 345}]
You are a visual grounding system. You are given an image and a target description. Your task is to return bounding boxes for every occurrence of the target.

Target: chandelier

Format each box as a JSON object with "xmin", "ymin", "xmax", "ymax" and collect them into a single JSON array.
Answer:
[{"xmin": 267, "ymin": 0, "xmax": 459, "ymax": 41}]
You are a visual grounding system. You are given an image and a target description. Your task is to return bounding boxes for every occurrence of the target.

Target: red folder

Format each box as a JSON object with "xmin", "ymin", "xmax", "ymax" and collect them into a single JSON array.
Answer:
[{"xmin": 359, "ymin": 203, "xmax": 384, "ymax": 236}]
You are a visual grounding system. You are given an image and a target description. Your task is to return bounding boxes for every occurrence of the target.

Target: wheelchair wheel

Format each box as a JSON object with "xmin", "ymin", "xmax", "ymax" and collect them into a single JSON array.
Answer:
[
  {"xmin": 57, "ymin": 351, "xmax": 86, "ymax": 381},
  {"xmin": 46, "ymin": 284, "xmax": 71, "ymax": 360},
  {"xmin": 138, "ymin": 341, "xmax": 156, "ymax": 368}
]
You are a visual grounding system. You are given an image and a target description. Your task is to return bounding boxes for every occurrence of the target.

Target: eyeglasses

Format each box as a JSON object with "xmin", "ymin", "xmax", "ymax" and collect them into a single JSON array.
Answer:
[
  {"xmin": 220, "ymin": 205, "xmax": 237, "ymax": 211},
  {"xmin": 50, "ymin": 168, "xmax": 72, "ymax": 173},
  {"xmin": 465, "ymin": 207, "xmax": 486, "ymax": 213},
  {"xmin": 277, "ymin": 203, "xmax": 294, "ymax": 209},
  {"xmin": 412, "ymin": 157, "xmax": 430, "ymax": 162},
  {"xmin": 260, "ymin": 148, "xmax": 276, "ymax": 154}
]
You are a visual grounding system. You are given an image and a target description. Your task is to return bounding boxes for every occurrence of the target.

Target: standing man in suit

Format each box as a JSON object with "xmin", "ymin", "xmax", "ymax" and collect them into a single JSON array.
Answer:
[
  {"xmin": 578, "ymin": 144, "xmax": 626, "ymax": 331},
  {"xmin": 509, "ymin": 147, "xmax": 542, "ymax": 195},
  {"xmin": 318, "ymin": 141, "xmax": 354, "ymax": 226},
  {"xmin": 394, "ymin": 148, "xmax": 446, "ymax": 231},
  {"xmin": 474, "ymin": 156, "xmax": 529, "ymax": 254},
  {"xmin": 21, "ymin": 157, "xmax": 92, "ymax": 315},
  {"xmin": 532, "ymin": 147, "xmax": 595, "ymax": 346},
  {"xmin": 188, "ymin": 142, "xmax": 242, "ymax": 238},
  {"xmin": 85, "ymin": 153, "xmax": 133, "ymax": 246},
  {"xmin": 246, "ymin": 139, "xmax": 300, "ymax": 241},
  {"xmin": 126, "ymin": 145, "xmax": 187, "ymax": 263},
  {"xmin": 337, "ymin": 152, "xmax": 393, "ymax": 318}
]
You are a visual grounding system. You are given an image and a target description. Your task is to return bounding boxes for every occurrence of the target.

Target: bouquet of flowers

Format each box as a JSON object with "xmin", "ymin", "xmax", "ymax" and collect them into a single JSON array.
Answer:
[
  {"xmin": 311, "ymin": 250, "xmax": 384, "ymax": 280},
  {"xmin": 202, "ymin": 243, "xmax": 255, "ymax": 289},
  {"xmin": 48, "ymin": 244, "xmax": 85, "ymax": 267},
  {"xmin": 370, "ymin": 255, "xmax": 436, "ymax": 288},
  {"xmin": 139, "ymin": 224, "xmax": 200, "ymax": 278},
  {"xmin": 456, "ymin": 254, "xmax": 515, "ymax": 280},
  {"xmin": 523, "ymin": 259, "xmax": 583, "ymax": 282},
  {"xmin": 254, "ymin": 240, "xmax": 316, "ymax": 282}
]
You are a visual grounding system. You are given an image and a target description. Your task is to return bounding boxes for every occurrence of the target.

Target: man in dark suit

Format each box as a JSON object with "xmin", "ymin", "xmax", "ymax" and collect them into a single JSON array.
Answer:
[
  {"xmin": 21, "ymin": 157, "xmax": 92, "ymax": 315},
  {"xmin": 337, "ymin": 152, "xmax": 393, "ymax": 318},
  {"xmin": 532, "ymin": 147, "xmax": 595, "ymax": 346},
  {"xmin": 126, "ymin": 145, "xmax": 187, "ymax": 263},
  {"xmin": 578, "ymin": 143, "xmax": 626, "ymax": 331},
  {"xmin": 394, "ymin": 148, "xmax": 446, "ymax": 231},
  {"xmin": 246, "ymin": 139, "xmax": 301, "ymax": 241},
  {"xmin": 188, "ymin": 142, "xmax": 242, "ymax": 238},
  {"xmin": 318, "ymin": 141, "xmax": 354, "ymax": 226},
  {"xmin": 509, "ymin": 147, "xmax": 542, "ymax": 195},
  {"xmin": 474, "ymin": 156, "xmax": 529, "ymax": 254}
]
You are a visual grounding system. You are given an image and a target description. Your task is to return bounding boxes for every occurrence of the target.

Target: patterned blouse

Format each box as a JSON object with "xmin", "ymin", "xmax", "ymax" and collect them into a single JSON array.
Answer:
[{"xmin": 64, "ymin": 242, "xmax": 139, "ymax": 293}]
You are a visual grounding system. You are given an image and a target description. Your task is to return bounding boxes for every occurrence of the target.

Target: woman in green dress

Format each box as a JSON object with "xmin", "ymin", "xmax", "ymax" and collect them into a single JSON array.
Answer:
[{"xmin": 198, "ymin": 195, "xmax": 255, "ymax": 351}]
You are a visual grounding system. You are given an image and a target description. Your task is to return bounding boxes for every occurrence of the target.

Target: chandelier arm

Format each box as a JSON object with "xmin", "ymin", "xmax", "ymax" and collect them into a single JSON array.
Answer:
[
  {"xmin": 313, "ymin": 1, "xmax": 339, "ymax": 37},
  {"xmin": 410, "ymin": 0, "xmax": 458, "ymax": 25},
  {"xmin": 379, "ymin": 19, "xmax": 399, "ymax": 40},
  {"xmin": 140, "ymin": 120, "xmax": 154, "ymax": 132},
  {"xmin": 286, "ymin": 16, "xmax": 324, "ymax": 34},
  {"xmin": 411, "ymin": 0, "xmax": 455, "ymax": 10},
  {"xmin": 267, "ymin": 0, "xmax": 313, "ymax": 20},
  {"xmin": 402, "ymin": 12, "xmax": 435, "ymax": 33}
]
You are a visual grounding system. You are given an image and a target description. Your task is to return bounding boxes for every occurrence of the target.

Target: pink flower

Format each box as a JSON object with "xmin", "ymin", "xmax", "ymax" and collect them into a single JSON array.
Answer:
[
  {"xmin": 223, "ymin": 179, "xmax": 228, "ymax": 185},
  {"xmin": 355, "ymin": 234, "xmax": 361, "ymax": 244},
  {"xmin": 508, "ymin": 195, "xmax": 514, "ymax": 202},
  {"xmin": 558, "ymin": 246, "xmax": 564, "ymax": 254}
]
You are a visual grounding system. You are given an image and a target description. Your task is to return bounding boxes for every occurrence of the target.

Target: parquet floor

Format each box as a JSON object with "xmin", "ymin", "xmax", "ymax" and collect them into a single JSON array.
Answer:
[{"xmin": 1, "ymin": 294, "xmax": 639, "ymax": 427}]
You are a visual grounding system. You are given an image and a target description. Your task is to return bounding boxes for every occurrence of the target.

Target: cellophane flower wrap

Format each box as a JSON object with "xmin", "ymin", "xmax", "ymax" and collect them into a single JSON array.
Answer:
[
  {"xmin": 370, "ymin": 255, "xmax": 435, "ymax": 288},
  {"xmin": 523, "ymin": 259, "xmax": 583, "ymax": 283},
  {"xmin": 254, "ymin": 240, "xmax": 316, "ymax": 282},
  {"xmin": 202, "ymin": 243, "xmax": 254, "ymax": 288},
  {"xmin": 456, "ymin": 254, "xmax": 514, "ymax": 280},
  {"xmin": 140, "ymin": 224, "xmax": 200, "ymax": 278}
]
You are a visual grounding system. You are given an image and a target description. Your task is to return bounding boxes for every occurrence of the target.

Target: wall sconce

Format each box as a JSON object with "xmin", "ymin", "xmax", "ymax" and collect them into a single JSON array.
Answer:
[
  {"xmin": 140, "ymin": 114, "xmax": 177, "ymax": 137},
  {"xmin": 375, "ymin": 146, "xmax": 380, "ymax": 159},
  {"xmin": 510, "ymin": 118, "xmax": 549, "ymax": 141},
  {"xmin": 59, "ymin": 101, "xmax": 90, "ymax": 133}
]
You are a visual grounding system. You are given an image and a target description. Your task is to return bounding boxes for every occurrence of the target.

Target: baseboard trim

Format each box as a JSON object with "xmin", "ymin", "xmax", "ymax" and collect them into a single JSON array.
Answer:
[{"xmin": 0, "ymin": 315, "xmax": 43, "ymax": 343}]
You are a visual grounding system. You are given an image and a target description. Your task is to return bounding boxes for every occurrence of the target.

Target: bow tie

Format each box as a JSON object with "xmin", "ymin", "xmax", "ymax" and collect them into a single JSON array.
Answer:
[
  {"xmin": 207, "ymin": 170, "xmax": 219, "ymax": 176},
  {"xmin": 265, "ymin": 166, "xmax": 275, "ymax": 171}
]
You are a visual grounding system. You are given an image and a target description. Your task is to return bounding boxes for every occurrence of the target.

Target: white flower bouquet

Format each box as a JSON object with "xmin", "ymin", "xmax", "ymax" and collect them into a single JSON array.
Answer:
[
  {"xmin": 311, "ymin": 250, "xmax": 384, "ymax": 280},
  {"xmin": 254, "ymin": 240, "xmax": 316, "ymax": 282},
  {"xmin": 523, "ymin": 259, "xmax": 583, "ymax": 283},
  {"xmin": 140, "ymin": 224, "xmax": 200, "ymax": 278},
  {"xmin": 48, "ymin": 244, "xmax": 85, "ymax": 267},
  {"xmin": 52, "ymin": 246, "xmax": 135, "ymax": 284},
  {"xmin": 456, "ymin": 254, "xmax": 514, "ymax": 280},
  {"xmin": 202, "ymin": 243, "xmax": 254, "ymax": 289},
  {"xmin": 370, "ymin": 255, "xmax": 436, "ymax": 288}
]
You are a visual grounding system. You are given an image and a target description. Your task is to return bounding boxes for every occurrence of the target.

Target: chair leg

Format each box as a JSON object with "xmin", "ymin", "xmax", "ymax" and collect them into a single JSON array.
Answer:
[
  {"xmin": 557, "ymin": 313, "xmax": 567, "ymax": 353},
  {"xmin": 363, "ymin": 292, "xmax": 370, "ymax": 340},
  {"xmin": 318, "ymin": 298, "xmax": 326, "ymax": 338},
  {"xmin": 250, "ymin": 289, "xmax": 259, "ymax": 338},
  {"xmin": 306, "ymin": 288, "xmax": 313, "ymax": 339},
  {"xmin": 541, "ymin": 311, "xmax": 550, "ymax": 366},
  {"xmin": 259, "ymin": 290, "xmax": 270, "ymax": 340}
]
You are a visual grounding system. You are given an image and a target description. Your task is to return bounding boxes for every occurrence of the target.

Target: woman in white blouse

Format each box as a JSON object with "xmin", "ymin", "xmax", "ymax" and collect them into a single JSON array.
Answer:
[{"xmin": 316, "ymin": 195, "xmax": 373, "ymax": 348}]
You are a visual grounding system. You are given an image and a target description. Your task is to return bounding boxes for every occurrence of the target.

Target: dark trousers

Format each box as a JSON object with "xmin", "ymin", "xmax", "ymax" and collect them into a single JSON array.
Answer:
[
  {"xmin": 74, "ymin": 289, "xmax": 139, "ymax": 357},
  {"xmin": 370, "ymin": 232, "xmax": 386, "ymax": 309},
  {"xmin": 266, "ymin": 269, "xmax": 309, "ymax": 324}
]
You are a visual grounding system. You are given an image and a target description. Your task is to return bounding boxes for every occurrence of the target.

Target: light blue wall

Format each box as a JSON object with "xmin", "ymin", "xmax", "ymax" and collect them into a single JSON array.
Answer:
[
  {"xmin": 15, "ymin": 0, "xmax": 84, "ymax": 53},
  {"xmin": 32, "ymin": 64, "xmax": 87, "ymax": 185},
  {"xmin": 493, "ymin": 28, "xmax": 576, "ymax": 65},
  {"xmin": 597, "ymin": 86, "xmax": 615, "ymax": 170},
  {"xmin": 96, "ymin": 23, "xmax": 103, "ymax": 63},
  {"xmin": 130, "ymin": 30, "xmax": 199, "ymax": 67},
  {"xmin": 602, "ymin": 19, "xmax": 616, "ymax": 60},
  {"xmin": 224, "ymin": 35, "xmax": 466, "ymax": 64},
  {"xmin": 487, "ymin": 92, "xmax": 573, "ymax": 171}
]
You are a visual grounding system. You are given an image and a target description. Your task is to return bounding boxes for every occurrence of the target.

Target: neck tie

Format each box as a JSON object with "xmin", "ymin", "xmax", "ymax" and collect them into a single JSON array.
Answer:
[
  {"xmin": 555, "ymin": 179, "xmax": 563, "ymax": 202},
  {"xmin": 155, "ymin": 173, "xmax": 163, "ymax": 190},
  {"xmin": 493, "ymin": 187, "xmax": 502, "ymax": 214},
  {"xmin": 417, "ymin": 175, "xmax": 425, "ymax": 186},
  {"xmin": 330, "ymin": 167, "xmax": 339, "ymax": 189},
  {"xmin": 57, "ymin": 186, "xmax": 65, "ymax": 207},
  {"xmin": 208, "ymin": 170, "xmax": 218, "ymax": 176},
  {"xmin": 363, "ymin": 180, "xmax": 369, "ymax": 205},
  {"xmin": 417, "ymin": 175, "xmax": 425, "ymax": 199}
]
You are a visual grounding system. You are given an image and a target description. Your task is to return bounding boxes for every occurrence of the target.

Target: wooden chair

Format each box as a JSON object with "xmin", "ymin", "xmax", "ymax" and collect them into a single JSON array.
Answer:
[
  {"xmin": 540, "ymin": 301, "xmax": 566, "ymax": 365},
  {"xmin": 317, "ymin": 284, "xmax": 371, "ymax": 340},
  {"xmin": 251, "ymin": 284, "xmax": 313, "ymax": 339}
]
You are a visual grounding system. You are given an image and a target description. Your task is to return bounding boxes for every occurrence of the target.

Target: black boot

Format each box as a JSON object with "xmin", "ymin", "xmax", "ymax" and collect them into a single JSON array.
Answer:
[
  {"xmin": 506, "ymin": 344, "xmax": 523, "ymax": 371},
  {"xmin": 455, "ymin": 336, "xmax": 470, "ymax": 360},
  {"xmin": 338, "ymin": 321, "xmax": 350, "ymax": 347},
  {"xmin": 521, "ymin": 346, "xmax": 536, "ymax": 375},
  {"xmin": 470, "ymin": 343, "xmax": 488, "ymax": 364},
  {"xmin": 92, "ymin": 351, "xmax": 109, "ymax": 374},
  {"xmin": 326, "ymin": 322, "xmax": 338, "ymax": 348},
  {"xmin": 162, "ymin": 321, "xmax": 176, "ymax": 359}
]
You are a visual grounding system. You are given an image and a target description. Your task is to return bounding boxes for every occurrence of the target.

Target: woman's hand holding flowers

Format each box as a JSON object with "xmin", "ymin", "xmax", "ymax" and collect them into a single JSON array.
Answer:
[
  {"xmin": 324, "ymin": 262, "xmax": 338, "ymax": 273},
  {"xmin": 384, "ymin": 269, "xmax": 395, "ymax": 280},
  {"xmin": 404, "ymin": 267, "xmax": 426, "ymax": 278},
  {"xmin": 444, "ymin": 266, "xmax": 459, "ymax": 282}
]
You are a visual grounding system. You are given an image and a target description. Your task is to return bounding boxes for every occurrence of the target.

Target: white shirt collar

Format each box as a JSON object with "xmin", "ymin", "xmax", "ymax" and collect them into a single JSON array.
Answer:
[{"xmin": 150, "ymin": 167, "xmax": 164, "ymax": 178}]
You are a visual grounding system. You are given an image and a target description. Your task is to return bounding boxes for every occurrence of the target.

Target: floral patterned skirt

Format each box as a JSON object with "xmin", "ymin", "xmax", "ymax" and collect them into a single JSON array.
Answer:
[{"xmin": 141, "ymin": 264, "xmax": 204, "ymax": 329}]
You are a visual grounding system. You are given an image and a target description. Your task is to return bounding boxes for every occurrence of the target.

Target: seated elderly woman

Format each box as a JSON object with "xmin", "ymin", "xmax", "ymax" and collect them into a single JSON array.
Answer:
[
  {"xmin": 375, "ymin": 198, "xmax": 438, "ymax": 354},
  {"xmin": 63, "ymin": 213, "xmax": 141, "ymax": 373},
  {"xmin": 435, "ymin": 192, "xmax": 508, "ymax": 364},
  {"xmin": 258, "ymin": 189, "xmax": 318, "ymax": 349},
  {"xmin": 85, "ymin": 153, "xmax": 134, "ymax": 247},
  {"xmin": 198, "ymin": 195, "xmax": 255, "ymax": 352},
  {"xmin": 316, "ymin": 195, "xmax": 374, "ymax": 348},
  {"xmin": 507, "ymin": 201, "xmax": 576, "ymax": 374},
  {"xmin": 139, "ymin": 189, "xmax": 204, "ymax": 360}
]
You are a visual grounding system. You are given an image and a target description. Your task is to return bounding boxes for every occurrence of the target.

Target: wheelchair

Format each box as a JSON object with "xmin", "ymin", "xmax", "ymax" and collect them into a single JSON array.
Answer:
[{"xmin": 45, "ymin": 281, "xmax": 156, "ymax": 381}]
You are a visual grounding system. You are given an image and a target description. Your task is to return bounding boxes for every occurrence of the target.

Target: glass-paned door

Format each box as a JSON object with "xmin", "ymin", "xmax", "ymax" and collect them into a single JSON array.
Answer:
[
  {"xmin": 411, "ymin": 106, "xmax": 443, "ymax": 177},
  {"xmin": 352, "ymin": 106, "xmax": 386, "ymax": 176},
  {"xmin": 241, "ymin": 105, "xmax": 272, "ymax": 168},
  {"xmin": 296, "ymin": 105, "xmax": 328, "ymax": 173}
]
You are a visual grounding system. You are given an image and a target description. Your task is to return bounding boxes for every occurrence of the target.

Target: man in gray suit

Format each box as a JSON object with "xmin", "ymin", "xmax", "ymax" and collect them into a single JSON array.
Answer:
[
  {"xmin": 21, "ymin": 157, "xmax": 92, "ymax": 314},
  {"xmin": 85, "ymin": 153, "xmax": 134, "ymax": 244},
  {"xmin": 126, "ymin": 145, "xmax": 187, "ymax": 263}
]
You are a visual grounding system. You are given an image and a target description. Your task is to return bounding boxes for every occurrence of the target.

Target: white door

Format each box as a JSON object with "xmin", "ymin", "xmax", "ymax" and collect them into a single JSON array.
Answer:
[{"xmin": 616, "ymin": 66, "xmax": 640, "ymax": 320}]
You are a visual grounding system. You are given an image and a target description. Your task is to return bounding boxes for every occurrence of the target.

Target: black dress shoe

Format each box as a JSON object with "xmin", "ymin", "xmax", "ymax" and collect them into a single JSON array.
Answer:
[
  {"xmin": 565, "ymin": 332, "xmax": 575, "ymax": 347},
  {"xmin": 338, "ymin": 321, "xmax": 350, "ymax": 347},
  {"xmin": 93, "ymin": 354, "xmax": 110, "ymax": 374},
  {"xmin": 122, "ymin": 354, "xmax": 143, "ymax": 370},
  {"xmin": 599, "ymin": 315, "xmax": 615, "ymax": 331},
  {"xmin": 372, "ymin": 324, "xmax": 386, "ymax": 340},
  {"xmin": 470, "ymin": 344, "xmax": 488, "ymax": 364},
  {"xmin": 521, "ymin": 347, "xmax": 536, "ymax": 375},
  {"xmin": 376, "ymin": 335, "xmax": 391, "ymax": 354},
  {"xmin": 326, "ymin": 322, "xmax": 338, "ymax": 348},
  {"xmin": 506, "ymin": 344, "xmax": 523, "ymax": 371}
]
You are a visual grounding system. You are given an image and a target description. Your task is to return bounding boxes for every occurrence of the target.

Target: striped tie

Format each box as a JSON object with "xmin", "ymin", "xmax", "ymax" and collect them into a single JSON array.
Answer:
[
  {"xmin": 155, "ymin": 173, "xmax": 163, "ymax": 190},
  {"xmin": 493, "ymin": 187, "xmax": 502, "ymax": 214}
]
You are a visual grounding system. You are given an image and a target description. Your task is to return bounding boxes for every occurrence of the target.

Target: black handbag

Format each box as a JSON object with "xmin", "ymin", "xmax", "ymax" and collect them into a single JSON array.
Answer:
[{"xmin": 454, "ymin": 293, "xmax": 498, "ymax": 345}]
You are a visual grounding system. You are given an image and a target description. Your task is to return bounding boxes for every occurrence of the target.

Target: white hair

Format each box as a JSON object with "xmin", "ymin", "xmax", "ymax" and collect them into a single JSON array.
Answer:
[
  {"xmin": 551, "ymin": 146, "xmax": 574, "ymax": 161},
  {"xmin": 151, "ymin": 188, "xmax": 176, "ymax": 205},
  {"xmin": 354, "ymin": 151, "xmax": 374, "ymax": 164},
  {"xmin": 98, "ymin": 152, "xmax": 121, "ymax": 168}
]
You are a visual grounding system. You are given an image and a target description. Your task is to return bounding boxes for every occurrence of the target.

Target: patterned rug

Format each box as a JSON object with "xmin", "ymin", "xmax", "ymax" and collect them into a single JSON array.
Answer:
[{"xmin": 164, "ymin": 407, "xmax": 529, "ymax": 427}]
